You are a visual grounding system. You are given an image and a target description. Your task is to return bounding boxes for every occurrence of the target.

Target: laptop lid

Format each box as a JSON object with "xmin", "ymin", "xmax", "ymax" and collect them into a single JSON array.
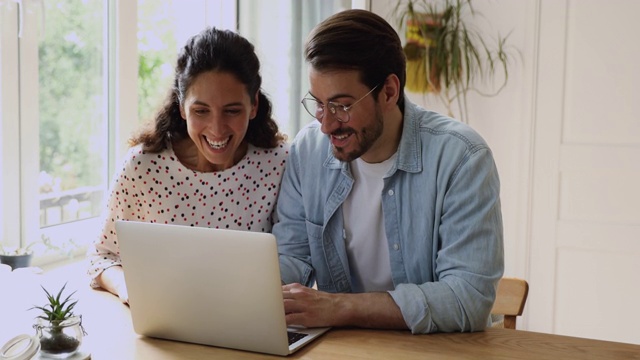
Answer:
[{"xmin": 116, "ymin": 221, "xmax": 328, "ymax": 356}]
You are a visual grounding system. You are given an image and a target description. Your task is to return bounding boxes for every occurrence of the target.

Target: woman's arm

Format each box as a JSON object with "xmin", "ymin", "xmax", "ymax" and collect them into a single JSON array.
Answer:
[{"xmin": 95, "ymin": 266, "xmax": 129, "ymax": 303}]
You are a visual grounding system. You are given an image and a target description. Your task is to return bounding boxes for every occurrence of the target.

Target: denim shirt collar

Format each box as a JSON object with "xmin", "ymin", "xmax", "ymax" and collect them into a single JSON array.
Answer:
[{"xmin": 322, "ymin": 97, "xmax": 423, "ymax": 175}]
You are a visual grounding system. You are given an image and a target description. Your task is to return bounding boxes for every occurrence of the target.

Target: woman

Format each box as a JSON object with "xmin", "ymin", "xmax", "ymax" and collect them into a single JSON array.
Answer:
[{"xmin": 88, "ymin": 27, "xmax": 289, "ymax": 303}]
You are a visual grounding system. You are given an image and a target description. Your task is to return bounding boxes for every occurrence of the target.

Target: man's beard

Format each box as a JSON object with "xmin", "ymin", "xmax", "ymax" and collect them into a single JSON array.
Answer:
[{"xmin": 331, "ymin": 106, "xmax": 384, "ymax": 162}]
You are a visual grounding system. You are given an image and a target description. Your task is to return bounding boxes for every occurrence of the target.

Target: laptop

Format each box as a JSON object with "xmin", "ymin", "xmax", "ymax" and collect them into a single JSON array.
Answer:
[{"xmin": 115, "ymin": 220, "xmax": 330, "ymax": 356}]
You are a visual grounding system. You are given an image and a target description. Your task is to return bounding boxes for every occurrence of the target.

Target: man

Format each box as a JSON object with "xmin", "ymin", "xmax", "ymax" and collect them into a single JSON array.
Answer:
[{"xmin": 273, "ymin": 9, "xmax": 504, "ymax": 334}]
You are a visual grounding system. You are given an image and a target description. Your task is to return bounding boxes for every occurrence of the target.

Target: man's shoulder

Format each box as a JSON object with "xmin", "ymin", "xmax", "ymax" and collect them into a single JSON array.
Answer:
[
  {"xmin": 407, "ymin": 104, "xmax": 489, "ymax": 150},
  {"xmin": 294, "ymin": 121, "xmax": 325, "ymax": 140},
  {"xmin": 290, "ymin": 122, "xmax": 329, "ymax": 155}
]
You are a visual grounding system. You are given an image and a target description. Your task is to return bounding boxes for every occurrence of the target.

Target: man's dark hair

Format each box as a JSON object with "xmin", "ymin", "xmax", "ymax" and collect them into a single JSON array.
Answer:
[{"xmin": 305, "ymin": 9, "xmax": 406, "ymax": 109}]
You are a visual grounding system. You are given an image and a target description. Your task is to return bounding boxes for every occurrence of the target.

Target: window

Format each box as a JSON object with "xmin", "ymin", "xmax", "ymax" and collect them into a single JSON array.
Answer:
[
  {"xmin": 1, "ymin": 0, "xmax": 111, "ymax": 265},
  {"xmin": 137, "ymin": 0, "xmax": 350, "ymax": 140},
  {"xmin": 137, "ymin": 0, "xmax": 236, "ymax": 124},
  {"xmin": 0, "ymin": 0, "xmax": 361, "ymax": 267},
  {"xmin": 238, "ymin": 0, "xmax": 351, "ymax": 138}
]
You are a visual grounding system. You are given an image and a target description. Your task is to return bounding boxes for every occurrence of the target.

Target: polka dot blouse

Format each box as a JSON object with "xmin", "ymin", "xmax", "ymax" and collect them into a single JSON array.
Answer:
[{"xmin": 87, "ymin": 142, "xmax": 289, "ymax": 287}]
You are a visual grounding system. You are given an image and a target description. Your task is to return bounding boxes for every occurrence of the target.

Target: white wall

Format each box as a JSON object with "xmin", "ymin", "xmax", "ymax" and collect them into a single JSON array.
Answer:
[{"xmin": 372, "ymin": 0, "xmax": 640, "ymax": 344}]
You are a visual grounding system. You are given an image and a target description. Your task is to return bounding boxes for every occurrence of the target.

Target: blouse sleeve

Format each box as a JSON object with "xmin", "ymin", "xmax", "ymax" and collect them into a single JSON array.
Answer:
[{"xmin": 86, "ymin": 148, "xmax": 138, "ymax": 287}]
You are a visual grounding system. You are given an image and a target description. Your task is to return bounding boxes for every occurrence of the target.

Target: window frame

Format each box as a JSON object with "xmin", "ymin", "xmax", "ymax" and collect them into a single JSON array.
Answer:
[
  {"xmin": 1, "ymin": 0, "xmax": 364, "ymax": 266},
  {"xmin": 0, "ymin": 0, "xmax": 137, "ymax": 266},
  {"xmin": 0, "ymin": 0, "xmax": 237, "ymax": 266},
  {"xmin": 1, "ymin": 1, "xmax": 21, "ymax": 251}
]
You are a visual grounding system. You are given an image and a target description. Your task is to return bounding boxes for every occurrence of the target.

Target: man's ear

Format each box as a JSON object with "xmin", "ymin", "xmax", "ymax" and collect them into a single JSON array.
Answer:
[{"xmin": 380, "ymin": 74, "xmax": 401, "ymax": 111}]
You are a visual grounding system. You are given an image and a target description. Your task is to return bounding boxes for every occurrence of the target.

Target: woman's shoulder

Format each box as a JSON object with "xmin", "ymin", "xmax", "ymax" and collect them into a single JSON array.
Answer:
[
  {"xmin": 121, "ymin": 144, "xmax": 166, "ymax": 162},
  {"xmin": 246, "ymin": 141, "xmax": 290, "ymax": 161},
  {"xmin": 235, "ymin": 142, "xmax": 290, "ymax": 178},
  {"xmin": 117, "ymin": 144, "xmax": 177, "ymax": 173}
]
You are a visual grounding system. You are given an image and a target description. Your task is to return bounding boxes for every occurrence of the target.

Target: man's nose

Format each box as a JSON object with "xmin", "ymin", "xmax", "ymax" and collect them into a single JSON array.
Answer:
[{"xmin": 319, "ymin": 111, "xmax": 340, "ymax": 134}]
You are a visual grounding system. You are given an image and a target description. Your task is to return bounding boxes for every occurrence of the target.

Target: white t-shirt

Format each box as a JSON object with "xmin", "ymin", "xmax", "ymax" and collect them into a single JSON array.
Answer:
[
  {"xmin": 342, "ymin": 154, "xmax": 397, "ymax": 293},
  {"xmin": 88, "ymin": 142, "xmax": 289, "ymax": 286}
]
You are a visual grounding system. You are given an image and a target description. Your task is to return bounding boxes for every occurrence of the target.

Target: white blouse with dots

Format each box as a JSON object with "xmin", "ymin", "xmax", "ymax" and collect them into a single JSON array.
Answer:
[{"xmin": 87, "ymin": 142, "xmax": 289, "ymax": 287}]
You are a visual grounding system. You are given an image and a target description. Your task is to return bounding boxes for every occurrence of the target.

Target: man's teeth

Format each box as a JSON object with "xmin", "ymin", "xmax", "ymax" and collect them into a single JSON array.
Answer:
[
  {"xmin": 207, "ymin": 137, "xmax": 229, "ymax": 149},
  {"xmin": 334, "ymin": 133, "xmax": 349, "ymax": 140}
]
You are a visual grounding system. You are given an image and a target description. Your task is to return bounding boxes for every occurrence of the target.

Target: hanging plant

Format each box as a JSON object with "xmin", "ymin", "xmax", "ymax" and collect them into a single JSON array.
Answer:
[
  {"xmin": 393, "ymin": 0, "xmax": 514, "ymax": 123},
  {"xmin": 404, "ymin": 11, "xmax": 444, "ymax": 93}
]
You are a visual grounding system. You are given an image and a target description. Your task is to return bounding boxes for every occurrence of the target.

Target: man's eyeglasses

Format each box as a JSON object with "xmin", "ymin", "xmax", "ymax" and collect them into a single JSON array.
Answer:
[{"xmin": 300, "ymin": 84, "xmax": 380, "ymax": 123}]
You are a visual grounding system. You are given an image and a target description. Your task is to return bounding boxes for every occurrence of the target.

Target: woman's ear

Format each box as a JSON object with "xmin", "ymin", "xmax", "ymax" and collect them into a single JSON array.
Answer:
[
  {"xmin": 249, "ymin": 92, "xmax": 259, "ymax": 120},
  {"xmin": 180, "ymin": 104, "xmax": 187, "ymax": 120}
]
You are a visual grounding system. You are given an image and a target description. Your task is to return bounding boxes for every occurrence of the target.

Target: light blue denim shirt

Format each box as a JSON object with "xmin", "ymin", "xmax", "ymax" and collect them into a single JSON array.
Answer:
[{"xmin": 273, "ymin": 98, "xmax": 504, "ymax": 334}]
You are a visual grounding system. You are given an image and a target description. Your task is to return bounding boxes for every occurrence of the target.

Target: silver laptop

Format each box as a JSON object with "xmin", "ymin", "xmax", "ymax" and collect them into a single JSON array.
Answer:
[{"xmin": 116, "ymin": 220, "xmax": 329, "ymax": 356}]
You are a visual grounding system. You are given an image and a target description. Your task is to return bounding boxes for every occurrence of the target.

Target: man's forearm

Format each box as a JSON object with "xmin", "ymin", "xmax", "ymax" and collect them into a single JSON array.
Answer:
[{"xmin": 335, "ymin": 292, "xmax": 408, "ymax": 330}]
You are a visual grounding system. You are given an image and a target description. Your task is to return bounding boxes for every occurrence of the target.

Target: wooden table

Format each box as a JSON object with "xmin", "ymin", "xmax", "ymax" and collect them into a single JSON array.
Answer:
[{"xmin": 2, "ymin": 264, "xmax": 640, "ymax": 360}]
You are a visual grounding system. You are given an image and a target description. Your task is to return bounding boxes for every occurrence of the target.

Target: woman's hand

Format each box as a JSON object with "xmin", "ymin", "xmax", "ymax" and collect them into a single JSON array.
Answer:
[{"xmin": 97, "ymin": 266, "xmax": 129, "ymax": 304}]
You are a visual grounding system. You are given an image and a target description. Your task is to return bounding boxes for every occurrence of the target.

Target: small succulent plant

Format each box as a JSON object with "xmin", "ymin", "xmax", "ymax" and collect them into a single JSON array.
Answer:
[
  {"xmin": 31, "ymin": 283, "xmax": 78, "ymax": 326},
  {"xmin": 31, "ymin": 283, "xmax": 86, "ymax": 356}
]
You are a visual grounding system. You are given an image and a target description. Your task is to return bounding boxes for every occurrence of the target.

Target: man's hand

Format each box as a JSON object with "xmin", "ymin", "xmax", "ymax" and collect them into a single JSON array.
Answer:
[
  {"xmin": 282, "ymin": 283, "xmax": 344, "ymax": 328},
  {"xmin": 282, "ymin": 283, "xmax": 407, "ymax": 330}
]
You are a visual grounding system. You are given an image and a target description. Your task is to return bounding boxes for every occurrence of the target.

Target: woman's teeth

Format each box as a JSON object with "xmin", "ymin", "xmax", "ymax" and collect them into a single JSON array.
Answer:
[{"xmin": 206, "ymin": 137, "xmax": 230, "ymax": 149}]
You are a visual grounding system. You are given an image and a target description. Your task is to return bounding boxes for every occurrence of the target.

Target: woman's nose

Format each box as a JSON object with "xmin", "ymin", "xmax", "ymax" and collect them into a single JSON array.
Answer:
[{"xmin": 207, "ymin": 114, "xmax": 227, "ymax": 135}]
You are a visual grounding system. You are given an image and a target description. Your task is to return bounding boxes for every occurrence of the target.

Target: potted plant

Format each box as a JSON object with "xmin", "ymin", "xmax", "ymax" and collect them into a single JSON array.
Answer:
[
  {"xmin": 393, "ymin": 0, "xmax": 514, "ymax": 123},
  {"xmin": 0, "ymin": 243, "xmax": 36, "ymax": 270},
  {"xmin": 31, "ymin": 283, "xmax": 87, "ymax": 358},
  {"xmin": 0, "ymin": 235, "xmax": 80, "ymax": 270}
]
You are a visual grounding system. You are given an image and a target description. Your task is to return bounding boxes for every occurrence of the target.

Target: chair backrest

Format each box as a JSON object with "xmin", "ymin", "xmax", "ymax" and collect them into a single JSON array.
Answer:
[{"xmin": 491, "ymin": 277, "xmax": 529, "ymax": 329}]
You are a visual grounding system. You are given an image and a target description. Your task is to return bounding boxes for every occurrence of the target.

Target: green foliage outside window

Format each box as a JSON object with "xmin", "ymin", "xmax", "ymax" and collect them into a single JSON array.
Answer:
[
  {"xmin": 39, "ymin": 0, "xmax": 105, "ymax": 192},
  {"xmin": 137, "ymin": 0, "xmax": 179, "ymax": 125},
  {"xmin": 38, "ymin": 0, "xmax": 178, "ymax": 195}
]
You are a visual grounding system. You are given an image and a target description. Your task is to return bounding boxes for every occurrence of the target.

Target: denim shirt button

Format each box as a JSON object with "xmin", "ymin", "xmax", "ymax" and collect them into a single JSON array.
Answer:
[
  {"xmin": 393, "ymin": 243, "xmax": 399, "ymax": 251},
  {"xmin": 388, "ymin": 189, "xmax": 394, "ymax": 196}
]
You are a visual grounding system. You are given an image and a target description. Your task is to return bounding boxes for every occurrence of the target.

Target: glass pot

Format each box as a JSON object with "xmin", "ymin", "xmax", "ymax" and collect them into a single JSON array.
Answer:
[{"xmin": 34, "ymin": 315, "xmax": 85, "ymax": 358}]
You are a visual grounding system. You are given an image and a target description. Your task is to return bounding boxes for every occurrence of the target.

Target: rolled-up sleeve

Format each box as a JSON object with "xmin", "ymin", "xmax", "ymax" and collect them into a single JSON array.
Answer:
[{"xmin": 389, "ymin": 146, "xmax": 504, "ymax": 334}]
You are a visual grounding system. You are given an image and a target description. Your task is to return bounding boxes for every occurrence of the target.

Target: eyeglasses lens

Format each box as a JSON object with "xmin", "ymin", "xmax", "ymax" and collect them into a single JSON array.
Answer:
[{"xmin": 301, "ymin": 99, "xmax": 348, "ymax": 123}]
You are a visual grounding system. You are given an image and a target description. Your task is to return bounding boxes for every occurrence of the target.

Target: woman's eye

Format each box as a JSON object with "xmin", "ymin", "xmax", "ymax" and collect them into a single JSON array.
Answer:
[
  {"xmin": 225, "ymin": 109, "xmax": 242, "ymax": 116},
  {"xmin": 194, "ymin": 109, "xmax": 209, "ymax": 116}
]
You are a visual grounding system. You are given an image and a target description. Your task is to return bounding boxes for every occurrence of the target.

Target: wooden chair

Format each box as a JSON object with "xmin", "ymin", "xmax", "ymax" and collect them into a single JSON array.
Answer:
[{"xmin": 491, "ymin": 277, "xmax": 529, "ymax": 329}]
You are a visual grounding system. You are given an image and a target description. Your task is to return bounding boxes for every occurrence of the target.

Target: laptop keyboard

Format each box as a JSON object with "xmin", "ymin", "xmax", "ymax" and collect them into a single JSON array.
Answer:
[{"xmin": 287, "ymin": 331, "xmax": 309, "ymax": 345}]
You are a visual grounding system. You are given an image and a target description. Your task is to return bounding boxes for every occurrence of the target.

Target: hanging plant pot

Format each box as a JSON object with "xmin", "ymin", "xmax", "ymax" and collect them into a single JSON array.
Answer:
[
  {"xmin": 403, "ymin": 12, "xmax": 443, "ymax": 93},
  {"xmin": 394, "ymin": 0, "xmax": 514, "ymax": 122}
]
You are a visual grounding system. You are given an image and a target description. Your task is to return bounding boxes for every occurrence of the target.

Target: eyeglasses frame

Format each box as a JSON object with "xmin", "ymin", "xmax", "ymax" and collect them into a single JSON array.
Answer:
[{"xmin": 300, "ymin": 83, "xmax": 381, "ymax": 123}]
